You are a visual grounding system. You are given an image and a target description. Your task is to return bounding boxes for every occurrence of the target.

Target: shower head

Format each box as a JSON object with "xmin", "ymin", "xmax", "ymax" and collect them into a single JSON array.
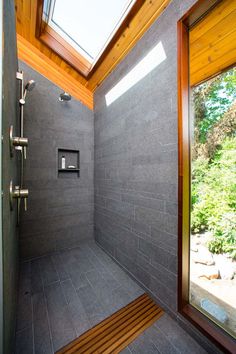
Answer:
[
  {"xmin": 59, "ymin": 92, "xmax": 71, "ymax": 102},
  {"xmin": 22, "ymin": 80, "xmax": 36, "ymax": 101},
  {"xmin": 25, "ymin": 80, "xmax": 36, "ymax": 92}
]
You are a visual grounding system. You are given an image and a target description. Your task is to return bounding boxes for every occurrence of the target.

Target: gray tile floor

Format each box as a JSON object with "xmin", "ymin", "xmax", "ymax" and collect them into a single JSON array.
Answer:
[{"xmin": 15, "ymin": 240, "xmax": 207, "ymax": 354}]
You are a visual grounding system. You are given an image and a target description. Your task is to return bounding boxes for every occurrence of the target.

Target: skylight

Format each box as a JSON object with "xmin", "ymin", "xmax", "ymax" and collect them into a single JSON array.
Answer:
[{"xmin": 45, "ymin": 0, "xmax": 136, "ymax": 64}]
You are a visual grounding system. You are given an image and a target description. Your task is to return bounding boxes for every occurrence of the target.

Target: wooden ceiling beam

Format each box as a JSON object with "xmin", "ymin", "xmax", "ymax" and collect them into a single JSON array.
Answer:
[
  {"xmin": 189, "ymin": 0, "xmax": 236, "ymax": 86},
  {"xmin": 15, "ymin": 0, "xmax": 171, "ymax": 102},
  {"xmin": 17, "ymin": 34, "xmax": 93, "ymax": 110}
]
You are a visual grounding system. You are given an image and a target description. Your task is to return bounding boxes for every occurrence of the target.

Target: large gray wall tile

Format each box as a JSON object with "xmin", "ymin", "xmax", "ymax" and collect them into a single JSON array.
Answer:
[
  {"xmin": 76, "ymin": 280, "xmax": 106, "ymax": 327},
  {"xmin": 19, "ymin": 61, "xmax": 94, "ymax": 259},
  {"xmin": 15, "ymin": 327, "xmax": 34, "ymax": 354},
  {"xmin": 154, "ymin": 314, "xmax": 208, "ymax": 354},
  {"xmin": 39, "ymin": 256, "xmax": 59, "ymax": 286},
  {"xmin": 44, "ymin": 282, "xmax": 76, "ymax": 352},
  {"xmin": 2, "ymin": 1, "xmax": 19, "ymax": 352},
  {"xmin": 32, "ymin": 291, "xmax": 53, "ymax": 354},
  {"xmin": 31, "ymin": 259, "xmax": 43, "ymax": 294},
  {"xmin": 94, "ymin": 0, "xmax": 196, "ymax": 312},
  {"xmin": 16, "ymin": 263, "xmax": 32, "ymax": 332},
  {"xmin": 61, "ymin": 279, "xmax": 91, "ymax": 336},
  {"xmin": 93, "ymin": 0, "xmax": 220, "ymax": 352}
]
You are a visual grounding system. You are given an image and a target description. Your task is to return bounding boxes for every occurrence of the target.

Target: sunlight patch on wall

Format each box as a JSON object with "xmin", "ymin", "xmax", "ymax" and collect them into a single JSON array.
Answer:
[{"xmin": 105, "ymin": 41, "xmax": 166, "ymax": 106}]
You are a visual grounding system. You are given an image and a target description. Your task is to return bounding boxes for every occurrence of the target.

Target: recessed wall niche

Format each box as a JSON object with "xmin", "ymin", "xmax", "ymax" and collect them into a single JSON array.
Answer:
[{"xmin": 58, "ymin": 148, "xmax": 80, "ymax": 178}]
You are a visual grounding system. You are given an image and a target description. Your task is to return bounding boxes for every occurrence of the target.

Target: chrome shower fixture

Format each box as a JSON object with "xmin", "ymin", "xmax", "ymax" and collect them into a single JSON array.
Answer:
[
  {"xmin": 19, "ymin": 80, "xmax": 36, "ymax": 105},
  {"xmin": 24, "ymin": 80, "xmax": 36, "ymax": 95},
  {"xmin": 59, "ymin": 92, "xmax": 71, "ymax": 102}
]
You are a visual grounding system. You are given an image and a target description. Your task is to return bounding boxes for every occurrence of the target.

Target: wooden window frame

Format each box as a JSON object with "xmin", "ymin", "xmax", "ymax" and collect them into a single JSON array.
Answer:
[
  {"xmin": 178, "ymin": 1, "xmax": 236, "ymax": 352},
  {"xmin": 35, "ymin": 0, "xmax": 144, "ymax": 79}
]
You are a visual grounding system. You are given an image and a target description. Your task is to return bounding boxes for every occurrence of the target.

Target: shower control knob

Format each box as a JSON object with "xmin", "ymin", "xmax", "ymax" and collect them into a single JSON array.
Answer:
[
  {"xmin": 9, "ymin": 125, "xmax": 28, "ymax": 156},
  {"xmin": 9, "ymin": 181, "xmax": 29, "ymax": 210},
  {"xmin": 19, "ymin": 98, "xmax": 25, "ymax": 105},
  {"xmin": 12, "ymin": 136, "xmax": 28, "ymax": 146}
]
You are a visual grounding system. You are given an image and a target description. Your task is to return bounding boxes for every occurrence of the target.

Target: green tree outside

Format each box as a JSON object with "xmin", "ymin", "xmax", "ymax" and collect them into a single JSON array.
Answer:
[{"xmin": 191, "ymin": 67, "xmax": 236, "ymax": 259}]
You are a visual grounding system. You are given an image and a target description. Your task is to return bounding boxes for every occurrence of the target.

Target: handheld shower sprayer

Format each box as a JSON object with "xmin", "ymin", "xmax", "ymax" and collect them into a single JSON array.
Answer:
[{"xmin": 19, "ymin": 80, "xmax": 36, "ymax": 105}]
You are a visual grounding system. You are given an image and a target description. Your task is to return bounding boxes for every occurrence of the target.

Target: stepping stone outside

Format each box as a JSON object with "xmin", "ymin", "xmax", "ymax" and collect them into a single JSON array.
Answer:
[{"xmin": 201, "ymin": 299, "xmax": 228, "ymax": 324}]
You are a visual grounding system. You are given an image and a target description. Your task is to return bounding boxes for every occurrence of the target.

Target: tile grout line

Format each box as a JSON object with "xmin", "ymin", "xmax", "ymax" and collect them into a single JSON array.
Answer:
[
  {"xmin": 28, "ymin": 261, "xmax": 35, "ymax": 354},
  {"xmin": 57, "ymin": 250, "xmax": 89, "ymax": 338},
  {"xmin": 59, "ymin": 278, "xmax": 81, "ymax": 339},
  {"xmin": 96, "ymin": 241, "xmax": 174, "ymax": 310},
  {"xmin": 65, "ymin": 276, "xmax": 91, "ymax": 336},
  {"xmin": 83, "ymin": 268, "xmax": 108, "ymax": 322},
  {"xmin": 86, "ymin": 245, "xmax": 117, "ymax": 280},
  {"xmin": 86, "ymin": 244, "xmax": 128, "ymax": 296},
  {"xmin": 50, "ymin": 254, "xmax": 61, "ymax": 288},
  {"xmin": 31, "ymin": 294, "xmax": 35, "ymax": 354},
  {"xmin": 153, "ymin": 321, "xmax": 184, "ymax": 354},
  {"xmin": 50, "ymin": 250, "xmax": 79, "ymax": 345},
  {"xmin": 38, "ymin": 259, "xmax": 55, "ymax": 354},
  {"xmin": 87, "ymin": 243, "xmax": 122, "ymax": 279},
  {"xmin": 58, "ymin": 280, "xmax": 78, "ymax": 338},
  {"xmin": 85, "ymin": 244, "xmax": 141, "ymax": 314}
]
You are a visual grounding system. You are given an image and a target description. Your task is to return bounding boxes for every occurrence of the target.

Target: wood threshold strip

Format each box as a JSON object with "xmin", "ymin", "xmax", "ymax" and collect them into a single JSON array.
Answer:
[{"xmin": 56, "ymin": 293, "xmax": 164, "ymax": 354}]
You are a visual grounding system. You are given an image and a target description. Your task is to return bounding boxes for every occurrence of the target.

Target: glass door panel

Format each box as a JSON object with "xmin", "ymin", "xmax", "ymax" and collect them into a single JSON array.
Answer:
[{"xmin": 189, "ymin": 66, "xmax": 236, "ymax": 338}]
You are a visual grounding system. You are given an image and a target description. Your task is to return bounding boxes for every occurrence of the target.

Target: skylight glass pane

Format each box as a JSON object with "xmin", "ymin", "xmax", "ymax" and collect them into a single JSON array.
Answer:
[{"xmin": 51, "ymin": 0, "xmax": 134, "ymax": 61}]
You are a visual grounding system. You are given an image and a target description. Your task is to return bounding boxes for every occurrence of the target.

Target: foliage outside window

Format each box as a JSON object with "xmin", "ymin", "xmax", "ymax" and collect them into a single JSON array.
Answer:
[{"xmin": 191, "ymin": 67, "xmax": 236, "ymax": 259}]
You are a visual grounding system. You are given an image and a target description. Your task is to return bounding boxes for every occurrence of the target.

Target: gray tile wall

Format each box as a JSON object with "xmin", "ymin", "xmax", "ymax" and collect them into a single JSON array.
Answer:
[
  {"xmin": 94, "ymin": 0, "xmax": 220, "ymax": 352},
  {"xmin": 2, "ymin": 1, "xmax": 19, "ymax": 352},
  {"xmin": 19, "ymin": 62, "xmax": 94, "ymax": 260},
  {"xmin": 94, "ymin": 0, "xmax": 196, "ymax": 313}
]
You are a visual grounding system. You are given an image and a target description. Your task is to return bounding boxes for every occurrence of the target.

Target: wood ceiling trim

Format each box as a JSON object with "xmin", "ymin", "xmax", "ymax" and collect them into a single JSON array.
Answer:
[
  {"xmin": 36, "ymin": 0, "xmax": 145, "ymax": 79},
  {"xmin": 17, "ymin": 34, "xmax": 94, "ymax": 110},
  {"xmin": 15, "ymin": 0, "xmax": 88, "ymax": 86},
  {"xmin": 15, "ymin": 0, "xmax": 171, "ymax": 99},
  {"xmin": 40, "ymin": 24, "xmax": 92, "ymax": 76},
  {"xmin": 189, "ymin": 0, "xmax": 236, "ymax": 86}
]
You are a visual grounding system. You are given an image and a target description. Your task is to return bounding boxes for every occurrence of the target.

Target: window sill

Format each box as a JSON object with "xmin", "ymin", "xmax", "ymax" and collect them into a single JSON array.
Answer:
[{"xmin": 180, "ymin": 304, "xmax": 236, "ymax": 353}]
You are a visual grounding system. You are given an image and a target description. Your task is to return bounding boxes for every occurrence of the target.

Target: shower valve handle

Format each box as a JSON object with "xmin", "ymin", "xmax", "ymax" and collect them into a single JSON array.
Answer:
[
  {"xmin": 24, "ymin": 197, "xmax": 27, "ymax": 212},
  {"xmin": 9, "ymin": 125, "xmax": 28, "ymax": 156},
  {"xmin": 9, "ymin": 181, "xmax": 29, "ymax": 210}
]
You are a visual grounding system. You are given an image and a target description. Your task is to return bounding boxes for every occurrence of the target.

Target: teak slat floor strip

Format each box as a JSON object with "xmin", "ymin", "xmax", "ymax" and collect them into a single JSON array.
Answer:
[{"xmin": 56, "ymin": 293, "xmax": 164, "ymax": 354}]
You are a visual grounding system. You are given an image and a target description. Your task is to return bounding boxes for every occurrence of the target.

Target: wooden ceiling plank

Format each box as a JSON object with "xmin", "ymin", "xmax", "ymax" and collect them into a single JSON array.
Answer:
[
  {"xmin": 15, "ymin": 0, "xmax": 88, "ymax": 86},
  {"xmin": 15, "ymin": 0, "xmax": 171, "ymax": 98},
  {"xmin": 190, "ymin": 0, "xmax": 236, "ymax": 43},
  {"xmin": 189, "ymin": 28, "xmax": 236, "ymax": 61},
  {"xmin": 190, "ymin": 10, "xmax": 236, "ymax": 57},
  {"xmin": 190, "ymin": 47, "xmax": 236, "ymax": 86},
  {"xmin": 15, "ymin": 0, "xmax": 23, "ymax": 27},
  {"xmin": 22, "ymin": 0, "xmax": 31, "ymax": 20},
  {"xmin": 191, "ymin": 32, "xmax": 236, "ymax": 73},
  {"xmin": 190, "ymin": 0, "xmax": 236, "ymax": 87},
  {"xmin": 17, "ymin": 34, "xmax": 93, "ymax": 109},
  {"xmin": 30, "ymin": 0, "xmax": 37, "ymax": 43},
  {"xmin": 190, "ymin": 29, "xmax": 236, "ymax": 71}
]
